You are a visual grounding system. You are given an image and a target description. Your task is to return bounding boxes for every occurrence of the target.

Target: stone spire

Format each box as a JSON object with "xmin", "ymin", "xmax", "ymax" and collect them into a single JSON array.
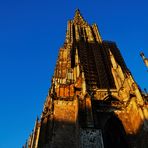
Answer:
[{"xmin": 73, "ymin": 9, "xmax": 88, "ymax": 26}]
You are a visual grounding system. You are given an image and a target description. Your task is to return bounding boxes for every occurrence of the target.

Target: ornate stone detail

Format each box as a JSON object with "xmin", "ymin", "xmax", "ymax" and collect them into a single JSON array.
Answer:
[
  {"xmin": 24, "ymin": 10, "xmax": 148, "ymax": 148},
  {"xmin": 73, "ymin": 9, "xmax": 88, "ymax": 27}
]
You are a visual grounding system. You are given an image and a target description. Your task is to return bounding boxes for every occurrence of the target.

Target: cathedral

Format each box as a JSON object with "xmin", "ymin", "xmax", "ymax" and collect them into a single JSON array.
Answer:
[{"xmin": 24, "ymin": 10, "xmax": 148, "ymax": 148}]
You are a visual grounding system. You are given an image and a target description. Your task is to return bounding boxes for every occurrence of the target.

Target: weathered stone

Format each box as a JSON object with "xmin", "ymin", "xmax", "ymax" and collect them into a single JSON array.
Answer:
[{"xmin": 24, "ymin": 9, "xmax": 148, "ymax": 148}]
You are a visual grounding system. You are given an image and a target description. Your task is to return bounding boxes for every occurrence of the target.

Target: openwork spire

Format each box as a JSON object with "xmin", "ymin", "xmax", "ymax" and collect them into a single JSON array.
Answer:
[{"xmin": 73, "ymin": 9, "xmax": 88, "ymax": 26}]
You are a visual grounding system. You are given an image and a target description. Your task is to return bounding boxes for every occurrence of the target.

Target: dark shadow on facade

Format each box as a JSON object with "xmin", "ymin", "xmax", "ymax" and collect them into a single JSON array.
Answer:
[
  {"xmin": 102, "ymin": 113, "xmax": 129, "ymax": 148},
  {"xmin": 38, "ymin": 117, "xmax": 78, "ymax": 148}
]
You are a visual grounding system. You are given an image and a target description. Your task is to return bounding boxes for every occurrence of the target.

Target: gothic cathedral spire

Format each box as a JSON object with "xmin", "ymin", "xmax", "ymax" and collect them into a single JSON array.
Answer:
[{"xmin": 24, "ymin": 10, "xmax": 148, "ymax": 148}]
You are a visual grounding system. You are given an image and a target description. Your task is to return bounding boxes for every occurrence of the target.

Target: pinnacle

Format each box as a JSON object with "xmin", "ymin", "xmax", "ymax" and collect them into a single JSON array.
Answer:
[
  {"xmin": 75, "ymin": 8, "xmax": 81, "ymax": 15},
  {"xmin": 73, "ymin": 9, "xmax": 88, "ymax": 26},
  {"xmin": 74, "ymin": 8, "xmax": 82, "ymax": 19}
]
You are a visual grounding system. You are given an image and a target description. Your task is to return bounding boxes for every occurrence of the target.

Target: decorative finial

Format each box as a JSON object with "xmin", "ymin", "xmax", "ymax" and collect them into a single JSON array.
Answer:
[
  {"xmin": 73, "ymin": 9, "xmax": 88, "ymax": 26},
  {"xmin": 75, "ymin": 8, "xmax": 81, "ymax": 14},
  {"xmin": 74, "ymin": 8, "xmax": 82, "ymax": 18},
  {"xmin": 140, "ymin": 51, "xmax": 148, "ymax": 68},
  {"xmin": 75, "ymin": 8, "xmax": 80, "ymax": 13},
  {"xmin": 140, "ymin": 52, "xmax": 145, "ymax": 59}
]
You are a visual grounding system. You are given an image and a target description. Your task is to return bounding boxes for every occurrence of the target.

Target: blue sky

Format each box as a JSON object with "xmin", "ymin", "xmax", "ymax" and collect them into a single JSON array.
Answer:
[{"xmin": 0, "ymin": 0, "xmax": 148, "ymax": 147}]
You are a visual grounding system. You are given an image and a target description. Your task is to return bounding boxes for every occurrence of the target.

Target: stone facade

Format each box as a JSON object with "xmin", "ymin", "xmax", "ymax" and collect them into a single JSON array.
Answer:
[{"xmin": 24, "ymin": 10, "xmax": 148, "ymax": 148}]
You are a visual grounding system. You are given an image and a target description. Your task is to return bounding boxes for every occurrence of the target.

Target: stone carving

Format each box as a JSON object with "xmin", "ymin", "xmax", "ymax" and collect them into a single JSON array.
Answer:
[{"xmin": 80, "ymin": 129, "xmax": 104, "ymax": 148}]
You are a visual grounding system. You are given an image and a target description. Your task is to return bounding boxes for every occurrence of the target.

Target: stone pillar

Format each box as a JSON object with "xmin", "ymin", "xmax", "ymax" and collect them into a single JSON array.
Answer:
[
  {"xmin": 85, "ymin": 26, "xmax": 94, "ymax": 42},
  {"xmin": 75, "ymin": 25, "xmax": 80, "ymax": 41},
  {"xmin": 86, "ymin": 96, "xmax": 94, "ymax": 127},
  {"xmin": 82, "ymin": 72, "xmax": 86, "ymax": 95},
  {"xmin": 34, "ymin": 125, "xmax": 40, "ymax": 148},
  {"xmin": 92, "ymin": 24, "xmax": 102, "ymax": 43}
]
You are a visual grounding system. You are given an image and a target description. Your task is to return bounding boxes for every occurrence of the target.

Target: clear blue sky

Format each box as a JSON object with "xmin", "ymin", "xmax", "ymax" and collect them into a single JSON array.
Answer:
[{"xmin": 0, "ymin": 0, "xmax": 148, "ymax": 147}]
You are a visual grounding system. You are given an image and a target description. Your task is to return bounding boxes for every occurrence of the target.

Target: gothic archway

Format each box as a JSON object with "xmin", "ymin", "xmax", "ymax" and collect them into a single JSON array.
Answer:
[
  {"xmin": 92, "ymin": 95, "xmax": 129, "ymax": 148},
  {"xmin": 102, "ymin": 113, "xmax": 129, "ymax": 148}
]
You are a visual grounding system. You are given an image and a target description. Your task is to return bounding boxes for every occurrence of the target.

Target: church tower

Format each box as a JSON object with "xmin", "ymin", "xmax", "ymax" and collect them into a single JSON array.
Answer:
[{"xmin": 24, "ymin": 10, "xmax": 148, "ymax": 148}]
